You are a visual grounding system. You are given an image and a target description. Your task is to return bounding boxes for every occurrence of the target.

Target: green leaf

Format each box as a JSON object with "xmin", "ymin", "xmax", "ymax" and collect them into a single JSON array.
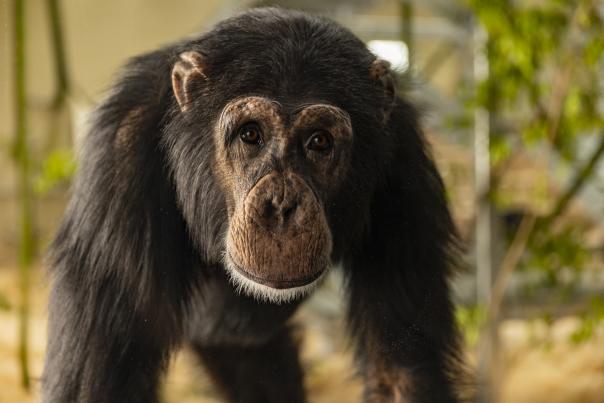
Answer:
[
  {"xmin": 34, "ymin": 148, "xmax": 76, "ymax": 195},
  {"xmin": 0, "ymin": 292, "xmax": 10, "ymax": 311}
]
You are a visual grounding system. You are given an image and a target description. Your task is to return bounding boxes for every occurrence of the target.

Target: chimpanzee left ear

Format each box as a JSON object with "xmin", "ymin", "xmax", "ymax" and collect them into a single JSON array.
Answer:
[
  {"xmin": 369, "ymin": 59, "xmax": 397, "ymax": 123},
  {"xmin": 171, "ymin": 51, "xmax": 210, "ymax": 111}
]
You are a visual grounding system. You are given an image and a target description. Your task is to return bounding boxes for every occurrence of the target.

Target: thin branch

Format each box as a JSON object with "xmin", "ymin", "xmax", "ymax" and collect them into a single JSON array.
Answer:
[
  {"xmin": 47, "ymin": 0, "xmax": 70, "ymax": 108},
  {"xmin": 545, "ymin": 3, "xmax": 583, "ymax": 144},
  {"xmin": 486, "ymin": 134, "xmax": 604, "ymax": 321},
  {"xmin": 545, "ymin": 135, "xmax": 604, "ymax": 223},
  {"xmin": 488, "ymin": 214, "xmax": 537, "ymax": 321},
  {"xmin": 43, "ymin": 0, "xmax": 75, "ymax": 157}
]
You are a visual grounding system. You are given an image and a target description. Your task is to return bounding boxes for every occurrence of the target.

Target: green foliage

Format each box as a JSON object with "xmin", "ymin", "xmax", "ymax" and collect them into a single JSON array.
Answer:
[
  {"xmin": 34, "ymin": 148, "xmax": 76, "ymax": 194},
  {"xmin": 456, "ymin": 304, "xmax": 487, "ymax": 346},
  {"xmin": 489, "ymin": 135, "xmax": 511, "ymax": 165},
  {"xmin": 570, "ymin": 297, "xmax": 604, "ymax": 344},
  {"xmin": 462, "ymin": 0, "xmax": 604, "ymax": 281},
  {"xmin": 466, "ymin": 0, "xmax": 604, "ymax": 159},
  {"xmin": 452, "ymin": 2, "xmax": 604, "ymax": 346},
  {"xmin": 524, "ymin": 221, "xmax": 590, "ymax": 288}
]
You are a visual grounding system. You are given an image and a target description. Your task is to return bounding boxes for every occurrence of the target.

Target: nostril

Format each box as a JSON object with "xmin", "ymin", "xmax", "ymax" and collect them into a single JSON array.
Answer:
[
  {"xmin": 262, "ymin": 199, "xmax": 277, "ymax": 219},
  {"xmin": 282, "ymin": 201, "xmax": 298, "ymax": 221},
  {"xmin": 257, "ymin": 196, "xmax": 299, "ymax": 229}
]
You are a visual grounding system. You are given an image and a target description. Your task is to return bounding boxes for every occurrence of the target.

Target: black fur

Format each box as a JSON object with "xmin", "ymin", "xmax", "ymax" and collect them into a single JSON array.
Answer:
[{"xmin": 42, "ymin": 8, "xmax": 463, "ymax": 403}]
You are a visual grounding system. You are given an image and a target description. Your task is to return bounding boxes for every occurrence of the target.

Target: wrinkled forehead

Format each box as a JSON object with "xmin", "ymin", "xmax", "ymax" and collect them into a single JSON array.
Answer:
[{"xmin": 216, "ymin": 96, "xmax": 352, "ymax": 136}]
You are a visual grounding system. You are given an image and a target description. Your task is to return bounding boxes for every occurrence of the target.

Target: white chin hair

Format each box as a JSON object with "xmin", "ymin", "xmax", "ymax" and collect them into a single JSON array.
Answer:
[{"xmin": 223, "ymin": 259, "xmax": 325, "ymax": 304}]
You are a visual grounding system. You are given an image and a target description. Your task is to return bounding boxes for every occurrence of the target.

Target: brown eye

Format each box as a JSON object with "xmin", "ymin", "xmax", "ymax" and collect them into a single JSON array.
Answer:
[
  {"xmin": 238, "ymin": 123, "xmax": 262, "ymax": 145},
  {"xmin": 307, "ymin": 131, "xmax": 332, "ymax": 152}
]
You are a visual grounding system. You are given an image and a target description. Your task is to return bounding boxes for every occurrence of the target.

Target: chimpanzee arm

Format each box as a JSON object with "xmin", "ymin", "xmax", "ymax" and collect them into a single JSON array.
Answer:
[
  {"xmin": 42, "ymin": 276, "xmax": 174, "ymax": 403},
  {"xmin": 345, "ymin": 100, "xmax": 464, "ymax": 403},
  {"xmin": 41, "ymin": 50, "xmax": 197, "ymax": 403}
]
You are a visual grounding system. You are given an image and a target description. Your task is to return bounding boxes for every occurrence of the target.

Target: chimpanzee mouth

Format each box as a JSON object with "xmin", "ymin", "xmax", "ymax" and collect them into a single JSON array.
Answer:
[{"xmin": 223, "ymin": 251, "xmax": 326, "ymax": 304}]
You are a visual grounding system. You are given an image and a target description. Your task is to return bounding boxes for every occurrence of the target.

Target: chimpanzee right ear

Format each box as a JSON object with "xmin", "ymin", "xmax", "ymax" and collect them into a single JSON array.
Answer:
[
  {"xmin": 171, "ymin": 51, "xmax": 210, "ymax": 111},
  {"xmin": 369, "ymin": 59, "xmax": 397, "ymax": 124}
]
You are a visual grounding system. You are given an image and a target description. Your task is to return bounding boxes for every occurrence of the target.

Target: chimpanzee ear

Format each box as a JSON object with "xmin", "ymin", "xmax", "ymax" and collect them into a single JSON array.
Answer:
[
  {"xmin": 171, "ymin": 51, "xmax": 209, "ymax": 111},
  {"xmin": 369, "ymin": 59, "xmax": 396, "ymax": 123}
]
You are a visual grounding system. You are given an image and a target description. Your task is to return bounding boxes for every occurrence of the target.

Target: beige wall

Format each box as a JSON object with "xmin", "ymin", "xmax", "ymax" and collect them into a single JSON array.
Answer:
[{"xmin": 0, "ymin": 0, "xmax": 248, "ymax": 147}]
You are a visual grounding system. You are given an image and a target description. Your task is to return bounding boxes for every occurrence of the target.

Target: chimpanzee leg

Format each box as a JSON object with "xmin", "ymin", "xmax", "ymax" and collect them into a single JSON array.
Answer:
[
  {"xmin": 192, "ymin": 328, "xmax": 305, "ymax": 403},
  {"xmin": 186, "ymin": 271, "xmax": 305, "ymax": 403}
]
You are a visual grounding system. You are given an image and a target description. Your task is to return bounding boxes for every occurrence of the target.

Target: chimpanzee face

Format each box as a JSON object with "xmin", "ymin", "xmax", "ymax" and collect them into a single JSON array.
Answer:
[
  {"xmin": 210, "ymin": 95, "xmax": 353, "ymax": 302},
  {"xmin": 171, "ymin": 37, "xmax": 391, "ymax": 303}
]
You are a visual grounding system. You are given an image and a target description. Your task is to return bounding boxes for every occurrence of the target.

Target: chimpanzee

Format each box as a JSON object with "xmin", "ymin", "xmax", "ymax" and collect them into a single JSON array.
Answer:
[{"xmin": 42, "ymin": 7, "xmax": 465, "ymax": 403}]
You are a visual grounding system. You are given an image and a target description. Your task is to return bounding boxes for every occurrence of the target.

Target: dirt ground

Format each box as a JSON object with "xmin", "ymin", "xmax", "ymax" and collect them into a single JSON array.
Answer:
[{"xmin": 1, "ymin": 267, "xmax": 603, "ymax": 403}]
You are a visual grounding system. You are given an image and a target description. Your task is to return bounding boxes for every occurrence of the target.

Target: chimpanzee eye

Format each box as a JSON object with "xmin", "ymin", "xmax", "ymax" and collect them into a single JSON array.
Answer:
[
  {"xmin": 307, "ymin": 131, "xmax": 332, "ymax": 152},
  {"xmin": 238, "ymin": 122, "xmax": 263, "ymax": 145}
]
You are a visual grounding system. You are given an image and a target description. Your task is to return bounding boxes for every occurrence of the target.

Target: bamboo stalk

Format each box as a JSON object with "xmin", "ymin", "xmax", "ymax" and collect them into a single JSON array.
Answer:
[
  {"xmin": 13, "ymin": 0, "xmax": 34, "ymax": 391},
  {"xmin": 400, "ymin": 0, "xmax": 413, "ymax": 72}
]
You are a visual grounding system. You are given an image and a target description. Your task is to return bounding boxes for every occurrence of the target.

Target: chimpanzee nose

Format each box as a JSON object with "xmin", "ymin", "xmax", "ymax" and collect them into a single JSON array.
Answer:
[
  {"xmin": 245, "ymin": 172, "xmax": 316, "ymax": 234},
  {"xmin": 259, "ymin": 193, "xmax": 300, "ymax": 230}
]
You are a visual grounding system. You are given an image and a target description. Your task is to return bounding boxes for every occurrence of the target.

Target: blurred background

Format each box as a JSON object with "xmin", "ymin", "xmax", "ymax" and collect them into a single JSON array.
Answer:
[{"xmin": 1, "ymin": 0, "xmax": 603, "ymax": 402}]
